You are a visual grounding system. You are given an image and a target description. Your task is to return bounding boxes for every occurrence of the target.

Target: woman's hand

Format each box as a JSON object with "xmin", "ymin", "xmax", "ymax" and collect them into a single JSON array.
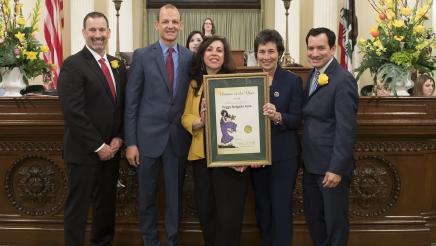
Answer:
[
  {"xmin": 263, "ymin": 102, "xmax": 276, "ymax": 120},
  {"xmin": 263, "ymin": 103, "xmax": 282, "ymax": 124},
  {"xmin": 250, "ymin": 164, "xmax": 266, "ymax": 168},
  {"xmin": 200, "ymin": 98, "xmax": 207, "ymax": 124},
  {"xmin": 231, "ymin": 166, "xmax": 247, "ymax": 173},
  {"xmin": 192, "ymin": 98, "xmax": 207, "ymax": 130}
]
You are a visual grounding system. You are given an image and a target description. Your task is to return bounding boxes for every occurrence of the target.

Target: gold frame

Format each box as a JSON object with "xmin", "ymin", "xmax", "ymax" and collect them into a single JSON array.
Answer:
[{"xmin": 204, "ymin": 72, "xmax": 271, "ymax": 167}]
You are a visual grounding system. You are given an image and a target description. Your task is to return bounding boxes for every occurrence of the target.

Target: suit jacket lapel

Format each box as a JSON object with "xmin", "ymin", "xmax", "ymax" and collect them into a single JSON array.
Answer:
[
  {"xmin": 304, "ymin": 68, "xmax": 315, "ymax": 103},
  {"xmin": 152, "ymin": 43, "xmax": 172, "ymax": 94},
  {"xmin": 81, "ymin": 47, "xmax": 116, "ymax": 103},
  {"xmin": 107, "ymin": 55, "xmax": 121, "ymax": 104},
  {"xmin": 173, "ymin": 46, "xmax": 187, "ymax": 100},
  {"xmin": 306, "ymin": 59, "xmax": 338, "ymax": 102}
]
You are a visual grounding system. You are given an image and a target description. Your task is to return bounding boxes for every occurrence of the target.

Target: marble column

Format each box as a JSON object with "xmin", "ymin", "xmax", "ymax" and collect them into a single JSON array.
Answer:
[
  {"xmin": 313, "ymin": 0, "xmax": 338, "ymax": 35},
  {"xmin": 275, "ymin": 0, "xmax": 301, "ymax": 63},
  {"xmin": 70, "ymin": 0, "xmax": 94, "ymax": 54}
]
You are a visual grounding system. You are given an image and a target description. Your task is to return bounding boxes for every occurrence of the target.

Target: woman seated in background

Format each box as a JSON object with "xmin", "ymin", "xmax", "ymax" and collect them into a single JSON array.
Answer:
[
  {"xmin": 186, "ymin": 30, "xmax": 204, "ymax": 53},
  {"xmin": 413, "ymin": 74, "xmax": 435, "ymax": 96},
  {"xmin": 202, "ymin": 17, "xmax": 215, "ymax": 37},
  {"xmin": 181, "ymin": 36, "xmax": 248, "ymax": 246},
  {"xmin": 250, "ymin": 29, "xmax": 303, "ymax": 246}
]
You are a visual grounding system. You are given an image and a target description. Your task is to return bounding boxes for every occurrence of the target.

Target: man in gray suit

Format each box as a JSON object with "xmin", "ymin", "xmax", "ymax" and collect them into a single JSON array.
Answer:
[{"xmin": 124, "ymin": 4, "xmax": 192, "ymax": 246}]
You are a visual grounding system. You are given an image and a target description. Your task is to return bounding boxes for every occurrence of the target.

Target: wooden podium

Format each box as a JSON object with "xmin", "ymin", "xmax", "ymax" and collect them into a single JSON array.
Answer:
[{"xmin": 0, "ymin": 71, "xmax": 436, "ymax": 245}]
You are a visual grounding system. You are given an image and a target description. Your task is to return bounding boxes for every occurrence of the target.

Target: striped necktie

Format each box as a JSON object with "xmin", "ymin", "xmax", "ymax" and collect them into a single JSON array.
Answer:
[{"xmin": 309, "ymin": 70, "xmax": 320, "ymax": 95}]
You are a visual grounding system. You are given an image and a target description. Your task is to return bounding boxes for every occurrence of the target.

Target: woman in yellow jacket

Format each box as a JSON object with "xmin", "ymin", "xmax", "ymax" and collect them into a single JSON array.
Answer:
[{"xmin": 182, "ymin": 36, "xmax": 248, "ymax": 246}]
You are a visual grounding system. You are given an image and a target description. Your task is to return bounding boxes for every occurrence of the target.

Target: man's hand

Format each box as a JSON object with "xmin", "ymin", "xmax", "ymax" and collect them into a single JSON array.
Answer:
[
  {"xmin": 110, "ymin": 137, "xmax": 123, "ymax": 153},
  {"xmin": 97, "ymin": 144, "xmax": 114, "ymax": 161},
  {"xmin": 126, "ymin": 145, "xmax": 140, "ymax": 167},
  {"xmin": 322, "ymin": 171, "xmax": 342, "ymax": 188}
]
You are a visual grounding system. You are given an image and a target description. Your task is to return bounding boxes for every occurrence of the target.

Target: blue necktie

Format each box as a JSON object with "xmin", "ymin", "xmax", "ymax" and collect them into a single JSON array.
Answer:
[{"xmin": 309, "ymin": 70, "xmax": 320, "ymax": 95}]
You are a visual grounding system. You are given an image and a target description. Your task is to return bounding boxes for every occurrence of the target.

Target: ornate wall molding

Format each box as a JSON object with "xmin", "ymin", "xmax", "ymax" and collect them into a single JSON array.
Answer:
[
  {"xmin": 355, "ymin": 141, "xmax": 436, "ymax": 153},
  {"xmin": 349, "ymin": 155, "xmax": 401, "ymax": 217},
  {"xmin": 116, "ymin": 161, "xmax": 139, "ymax": 217},
  {"xmin": 0, "ymin": 141, "xmax": 63, "ymax": 153},
  {"xmin": 4, "ymin": 155, "xmax": 67, "ymax": 216}
]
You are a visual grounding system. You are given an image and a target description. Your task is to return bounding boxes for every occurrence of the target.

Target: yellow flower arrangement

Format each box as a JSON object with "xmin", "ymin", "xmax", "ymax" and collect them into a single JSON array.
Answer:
[
  {"xmin": 110, "ymin": 60, "xmax": 120, "ymax": 69},
  {"xmin": 318, "ymin": 73, "xmax": 329, "ymax": 86},
  {"xmin": 356, "ymin": 0, "xmax": 436, "ymax": 95},
  {"xmin": 0, "ymin": 0, "xmax": 52, "ymax": 83}
]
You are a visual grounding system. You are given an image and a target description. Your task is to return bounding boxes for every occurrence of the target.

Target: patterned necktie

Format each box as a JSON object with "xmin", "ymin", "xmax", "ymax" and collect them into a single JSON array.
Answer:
[
  {"xmin": 309, "ymin": 70, "xmax": 320, "ymax": 95},
  {"xmin": 166, "ymin": 47, "xmax": 174, "ymax": 93},
  {"xmin": 98, "ymin": 58, "xmax": 116, "ymax": 99}
]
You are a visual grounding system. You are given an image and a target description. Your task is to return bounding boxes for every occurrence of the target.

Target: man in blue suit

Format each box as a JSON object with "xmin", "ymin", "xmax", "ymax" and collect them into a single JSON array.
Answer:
[
  {"xmin": 124, "ymin": 4, "xmax": 192, "ymax": 246},
  {"xmin": 302, "ymin": 27, "xmax": 358, "ymax": 246}
]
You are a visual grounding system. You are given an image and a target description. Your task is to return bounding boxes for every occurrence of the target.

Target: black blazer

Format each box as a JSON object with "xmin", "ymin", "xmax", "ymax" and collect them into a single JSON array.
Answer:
[
  {"xmin": 58, "ymin": 47, "xmax": 127, "ymax": 164},
  {"xmin": 302, "ymin": 58, "xmax": 358, "ymax": 176},
  {"xmin": 270, "ymin": 66, "xmax": 303, "ymax": 161}
]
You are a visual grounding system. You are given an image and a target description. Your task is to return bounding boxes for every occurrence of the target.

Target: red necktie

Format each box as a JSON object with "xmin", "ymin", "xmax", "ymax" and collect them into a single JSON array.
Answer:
[
  {"xmin": 166, "ymin": 48, "xmax": 174, "ymax": 92},
  {"xmin": 99, "ymin": 58, "xmax": 116, "ymax": 99}
]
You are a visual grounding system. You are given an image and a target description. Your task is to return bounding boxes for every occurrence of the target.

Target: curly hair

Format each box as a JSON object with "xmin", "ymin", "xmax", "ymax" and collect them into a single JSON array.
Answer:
[
  {"xmin": 254, "ymin": 29, "xmax": 285, "ymax": 60},
  {"xmin": 190, "ymin": 35, "xmax": 235, "ymax": 96}
]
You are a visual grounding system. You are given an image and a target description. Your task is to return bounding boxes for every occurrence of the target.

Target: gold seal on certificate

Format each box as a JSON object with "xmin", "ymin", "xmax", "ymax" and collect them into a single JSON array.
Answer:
[{"xmin": 244, "ymin": 125, "xmax": 253, "ymax": 133}]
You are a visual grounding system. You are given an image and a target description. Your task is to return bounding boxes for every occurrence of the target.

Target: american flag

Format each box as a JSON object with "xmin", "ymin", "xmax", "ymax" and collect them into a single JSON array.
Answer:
[{"xmin": 44, "ymin": 0, "xmax": 63, "ymax": 89}]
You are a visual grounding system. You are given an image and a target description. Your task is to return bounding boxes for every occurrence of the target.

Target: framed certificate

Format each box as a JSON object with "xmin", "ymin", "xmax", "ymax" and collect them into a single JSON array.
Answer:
[{"xmin": 204, "ymin": 72, "xmax": 271, "ymax": 167}]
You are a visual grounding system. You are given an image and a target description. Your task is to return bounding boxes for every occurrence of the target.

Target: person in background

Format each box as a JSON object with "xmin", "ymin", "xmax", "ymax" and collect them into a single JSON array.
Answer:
[
  {"xmin": 58, "ymin": 11, "xmax": 126, "ymax": 246},
  {"xmin": 250, "ymin": 29, "xmax": 303, "ymax": 246},
  {"xmin": 202, "ymin": 17, "xmax": 215, "ymax": 37},
  {"xmin": 181, "ymin": 36, "xmax": 248, "ymax": 246},
  {"xmin": 186, "ymin": 30, "xmax": 205, "ymax": 53},
  {"xmin": 124, "ymin": 4, "xmax": 192, "ymax": 246},
  {"xmin": 413, "ymin": 74, "xmax": 435, "ymax": 96},
  {"xmin": 302, "ymin": 27, "xmax": 358, "ymax": 246}
]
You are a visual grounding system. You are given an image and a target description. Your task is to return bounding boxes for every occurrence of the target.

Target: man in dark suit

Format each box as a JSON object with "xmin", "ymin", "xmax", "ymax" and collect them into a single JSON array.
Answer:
[
  {"xmin": 124, "ymin": 4, "xmax": 192, "ymax": 246},
  {"xmin": 302, "ymin": 27, "xmax": 358, "ymax": 246},
  {"xmin": 58, "ymin": 12, "xmax": 126, "ymax": 246}
]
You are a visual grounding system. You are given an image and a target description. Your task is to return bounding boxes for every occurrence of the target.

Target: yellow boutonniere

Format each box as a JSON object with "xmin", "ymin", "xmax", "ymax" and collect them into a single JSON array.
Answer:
[
  {"xmin": 318, "ymin": 73, "xmax": 329, "ymax": 86},
  {"xmin": 110, "ymin": 59, "xmax": 120, "ymax": 69}
]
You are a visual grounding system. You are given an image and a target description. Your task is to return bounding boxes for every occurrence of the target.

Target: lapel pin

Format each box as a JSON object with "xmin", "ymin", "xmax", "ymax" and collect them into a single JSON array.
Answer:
[{"xmin": 274, "ymin": 91, "xmax": 279, "ymax": 97}]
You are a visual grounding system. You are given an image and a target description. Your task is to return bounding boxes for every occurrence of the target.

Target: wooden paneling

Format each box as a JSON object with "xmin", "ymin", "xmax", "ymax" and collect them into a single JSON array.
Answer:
[{"xmin": 0, "ymin": 69, "xmax": 435, "ymax": 245}]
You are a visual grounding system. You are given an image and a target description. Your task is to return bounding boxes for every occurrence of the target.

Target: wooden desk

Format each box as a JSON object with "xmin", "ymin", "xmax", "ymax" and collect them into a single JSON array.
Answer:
[{"xmin": 0, "ymin": 76, "xmax": 435, "ymax": 245}]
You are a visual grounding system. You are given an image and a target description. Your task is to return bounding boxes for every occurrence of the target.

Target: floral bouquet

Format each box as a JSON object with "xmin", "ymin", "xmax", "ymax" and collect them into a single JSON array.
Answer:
[
  {"xmin": 356, "ymin": 0, "xmax": 436, "ymax": 96},
  {"xmin": 0, "ymin": 0, "xmax": 52, "ymax": 84}
]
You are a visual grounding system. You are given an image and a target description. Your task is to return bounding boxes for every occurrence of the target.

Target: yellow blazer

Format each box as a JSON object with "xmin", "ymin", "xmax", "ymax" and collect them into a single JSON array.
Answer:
[{"xmin": 181, "ymin": 80, "xmax": 205, "ymax": 161}]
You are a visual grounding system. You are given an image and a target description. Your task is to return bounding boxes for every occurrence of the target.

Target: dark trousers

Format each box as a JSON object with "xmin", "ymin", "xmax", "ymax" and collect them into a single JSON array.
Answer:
[
  {"xmin": 137, "ymin": 142, "xmax": 186, "ymax": 246},
  {"xmin": 64, "ymin": 159, "xmax": 119, "ymax": 246},
  {"xmin": 250, "ymin": 157, "xmax": 299, "ymax": 246},
  {"xmin": 303, "ymin": 171, "xmax": 350, "ymax": 246},
  {"xmin": 192, "ymin": 159, "xmax": 248, "ymax": 246}
]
